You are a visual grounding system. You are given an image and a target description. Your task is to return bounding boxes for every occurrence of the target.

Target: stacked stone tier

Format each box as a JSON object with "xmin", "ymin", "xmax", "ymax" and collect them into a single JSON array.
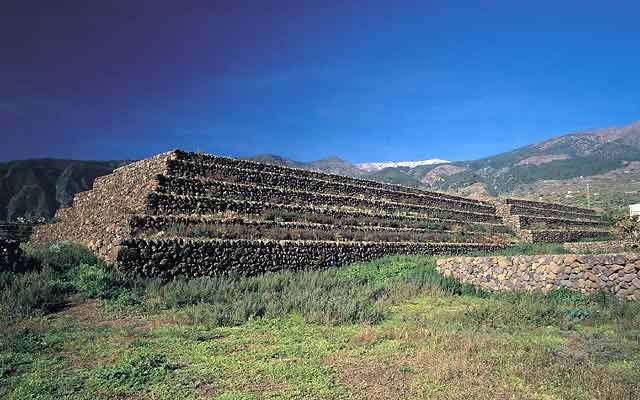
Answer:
[
  {"xmin": 497, "ymin": 197, "xmax": 611, "ymax": 244},
  {"xmin": 505, "ymin": 204, "xmax": 603, "ymax": 222},
  {"xmin": 145, "ymin": 193, "xmax": 504, "ymax": 225},
  {"xmin": 152, "ymin": 176, "xmax": 501, "ymax": 222},
  {"xmin": 117, "ymin": 237, "xmax": 505, "ymax": 279},
  {"xmin": 505, "ymin": 198, "xmax": 597, "ymax": 215},
  {"xmin": 520, "ymin": 229, "xmax": 612, "ymax": 243},
  {"xmin": 161, "ymin": 163, "xmax": 495, "ymax": 213},
  {"xmin": 129, "ymin": 214, "xmax": 511, "ymax": 244},
  {"xmin": 170, "ymin": 150, "xmax": 489, "ymax": 205}
]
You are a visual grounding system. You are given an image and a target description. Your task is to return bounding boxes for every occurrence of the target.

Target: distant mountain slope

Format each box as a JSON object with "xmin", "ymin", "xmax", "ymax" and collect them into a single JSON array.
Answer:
[
  {"xmin": 419, "ymin": 120, "xmax": 640, "ymax": 195},
  {"xmin": 0, "ymin": 159, "xmax": 127, "ymax": 221},
  {"xmin": 246, "ymin": 154, "xmax": 365, "ymax": 177},
  {"xmin": 246, "ymin": 121, "xmax": 640, "ymax": 211}
]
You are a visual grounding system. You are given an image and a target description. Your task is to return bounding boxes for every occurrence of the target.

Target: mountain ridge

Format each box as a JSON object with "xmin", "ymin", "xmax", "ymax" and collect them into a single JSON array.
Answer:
[{"xmin": 2, "ymin": 120, "xmax": 639, "ymax": 220}]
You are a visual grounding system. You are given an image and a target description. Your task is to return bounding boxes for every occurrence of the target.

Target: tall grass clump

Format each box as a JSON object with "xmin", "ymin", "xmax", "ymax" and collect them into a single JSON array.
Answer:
[
  {"xmin": 22, "ymin": 241, "xmax": 98, "ymax": 272},
  {"xmin": 0, "ymin": 242, "xmax": 114, "ymax": 319},
  {"xmin": 127, "ymin": 256, "xmax": 490, "ymax": 326},
  {"xmin": 0, "ymin": 268, "xmax": 71, "ymax": 316}
]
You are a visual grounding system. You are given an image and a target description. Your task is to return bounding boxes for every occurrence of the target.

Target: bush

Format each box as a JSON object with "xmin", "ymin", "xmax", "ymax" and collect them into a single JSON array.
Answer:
[
  {"xmin": 22, "ymin": 241, "xmax": 98, "ymax": 273},
  {"xmin": 72, "ymin": 263, "xmax": 127, "ymax": 300},
  {"xmin": 0, "ymin": 268, "xmax": 72, "ymax": 316},
  {"xmin": 0, "ymin": 242, "xmax": 120, "ymax": 318}
]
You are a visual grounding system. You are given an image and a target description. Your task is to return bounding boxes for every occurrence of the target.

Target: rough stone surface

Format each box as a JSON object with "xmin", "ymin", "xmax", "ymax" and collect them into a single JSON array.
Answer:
[
  {"xmin": 147, "ymin": 192, "xmax": 502, "ymax": 224},
  {"xmin": 171, "ymin": 150, "xmax": 487, "ymax": 205},
  {"xmin": 31, "ymin": 151, "xmax": 175, "ymax": 259},
  {"xmin": 562, "ymin": 241, "xmax": 639, "ymax": 254},
  {"xmin": 118, "ymin": 238, "xmax": 504, "ymax": 279},
  {"xmin": 437, "ymin": 254, "xmax": 640, "ymax": 300},
  {"xmin": 495, "ymin": 198, "xmax": 610, "ymax": 244}
]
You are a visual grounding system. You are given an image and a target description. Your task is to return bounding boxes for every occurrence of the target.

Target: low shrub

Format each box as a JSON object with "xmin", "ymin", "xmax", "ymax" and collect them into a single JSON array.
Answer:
[
  {"xmin": 0, "ymin": 268, "xmax": 71, "ymax": 316},
  {"xmin": 72, "ymin": 263, "xmax": 127, "ymax": 300},
  {"xmin": 22, "ymin": 241, "xmax": 98, "ymax": 273}
]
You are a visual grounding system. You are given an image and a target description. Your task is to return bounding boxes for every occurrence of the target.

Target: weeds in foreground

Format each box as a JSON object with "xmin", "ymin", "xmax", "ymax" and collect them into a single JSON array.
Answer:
[
  {"xmin": 2, "ymin": 243, "xmax": 640, "ymax": 399},
  {"xmin": 2, "ymin": 242, "xmax": 639, "ymax": 331}
]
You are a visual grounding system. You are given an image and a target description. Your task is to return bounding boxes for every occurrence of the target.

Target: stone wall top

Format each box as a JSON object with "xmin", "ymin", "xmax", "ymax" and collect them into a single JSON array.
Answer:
[{"xmin": 437, "ymin": 253, "xmax": 640, "ymax": 300}]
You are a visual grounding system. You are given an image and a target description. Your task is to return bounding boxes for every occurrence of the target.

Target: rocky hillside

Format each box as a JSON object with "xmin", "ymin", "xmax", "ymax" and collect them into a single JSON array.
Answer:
[
  {"xmin": 247, "ymin": 154, "xmax": 366, "ymax": 178},
  {"xmin": 0, "ymin": 159, "xmax": 127, "ymax": 221},
  {"xmin": 431, "ymin": 120, "xmax": 640, "ymax": 196}
]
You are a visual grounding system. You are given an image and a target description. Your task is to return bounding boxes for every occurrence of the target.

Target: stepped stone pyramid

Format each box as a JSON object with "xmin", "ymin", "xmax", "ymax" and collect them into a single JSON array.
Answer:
[
  {"xmin": 496, "ymin": 198, "xmax": 610, "ymax": 243},
  {"xmin": 31, "ymin": 150, "xmax": 609, "ymax": 278}
]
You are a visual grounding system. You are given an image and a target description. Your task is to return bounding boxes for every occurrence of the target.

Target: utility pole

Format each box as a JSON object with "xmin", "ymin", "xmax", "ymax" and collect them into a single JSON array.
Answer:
[{"xmin": 586, "ymin": 182, "xmax": 591, "ymax": 208}]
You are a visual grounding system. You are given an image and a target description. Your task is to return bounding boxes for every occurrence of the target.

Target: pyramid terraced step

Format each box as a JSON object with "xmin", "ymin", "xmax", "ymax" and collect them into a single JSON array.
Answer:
[
  {"xmin": 130, "ymin": 214, "xmax": 511, "ymax": 244},
  {"xmin": 154, "ymin": 176, "xmax": 499, "ymax": 218},
  {"xmin": 497, "ymin": 197, "xmax": 611, "ymax": 243},
  {"xmin": 505, "ymin": 198, "xmax": 597, "ymax": 215},
  {"xmin": 520, "ymin": 230, "xmax": 612, "ymax": 244},
  {"xmin": 504, "ymin": 204, "xmax": 602, "ymax": 222},
  {"xmin": 516, "ymin": 214, "xmax": 607, "ymax": 230},
  {"xmin": 165, "ymin": 159, "xmax": 494, "ymax": 213},
  {"xmin": 117, "ymin": 238, "xmax": 505, "ymax": 279},
  {"xmin": 170, "ymin": 150, "xmax": 489, "ymax": 206},
  {"xmin": 146, "ymin": 192, "xmax": 504, "ymax": 225}
]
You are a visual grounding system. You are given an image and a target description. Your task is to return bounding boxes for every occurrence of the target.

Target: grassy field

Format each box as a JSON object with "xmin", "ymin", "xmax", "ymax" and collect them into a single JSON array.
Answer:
[{"xmin": 2, "ymin": 243, "xmax": 640, "ymax": 399}]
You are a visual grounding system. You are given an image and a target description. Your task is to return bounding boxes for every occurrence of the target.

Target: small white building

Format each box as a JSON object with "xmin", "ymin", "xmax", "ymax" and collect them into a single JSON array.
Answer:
[{"xmin": 630, "ymin": 204, "xmax": 640, "ymax": 217}]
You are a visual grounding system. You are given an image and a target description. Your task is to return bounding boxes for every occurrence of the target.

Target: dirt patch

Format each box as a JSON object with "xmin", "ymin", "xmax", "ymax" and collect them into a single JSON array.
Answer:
[
  {"xmin": 331, "ymin": 355, "xmax": 416, "ymax": 400},
  {"xmin": 327, "ymin": 331, "xmax": 520, "ymax": 399},
  {"xmin": 59, "ymin": 300, "xmax": 184, "ymax": 331}
]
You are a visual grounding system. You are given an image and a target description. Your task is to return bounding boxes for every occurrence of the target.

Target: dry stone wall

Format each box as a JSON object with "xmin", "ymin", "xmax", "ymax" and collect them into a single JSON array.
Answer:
[
  {"xmin": 562, "ymin": 241, "xmax": 638, "ymax": 254},
  {"xmin": 130, "ymin": 215, "xmax": 507, "ymax": 244},
  {"xmin": 437, "ymin": 254, "xmax": 640, "ymax": 300},
  {"xmin": 129, "ymin": 214, "xmax": 506, "ymax": 236},
  {"xmin": 496, "ymin": 199, "xmax": 610, "ymax": 244},
  {"xmin": 506, "ymin": 204, "xmax": 600, "ymax": 221},
  {"xmin": 505, "ymin": 198, "xmax": 597, "ymax": 215},
  {"xmin": 517, "ymin": 215, "xmax": 606, "ymax": 230},
  {"xmin": 118, "ymin": 238, "xmax": 504, "ymax": 279},
  {"xmin": 520, "ymin": 230, "xmax": 612, "ymax": 243}
]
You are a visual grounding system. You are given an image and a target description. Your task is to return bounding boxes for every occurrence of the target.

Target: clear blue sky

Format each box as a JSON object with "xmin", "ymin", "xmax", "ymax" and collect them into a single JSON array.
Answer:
[{"xmin": 2, "ymin": 0, "xmax": 639, "ymax": 162}]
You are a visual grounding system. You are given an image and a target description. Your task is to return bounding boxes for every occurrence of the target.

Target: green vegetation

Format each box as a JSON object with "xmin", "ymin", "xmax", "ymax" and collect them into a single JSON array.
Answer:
[{"xmin": 2, "ymin": 242, "xmax": 640, "ymax": 399}]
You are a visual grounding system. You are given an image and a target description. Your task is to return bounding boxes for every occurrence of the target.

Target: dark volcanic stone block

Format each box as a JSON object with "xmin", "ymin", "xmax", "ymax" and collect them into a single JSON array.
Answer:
[{"xmin": 117, "ymin": 238, "xmax": 504, "ymax": 279}]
